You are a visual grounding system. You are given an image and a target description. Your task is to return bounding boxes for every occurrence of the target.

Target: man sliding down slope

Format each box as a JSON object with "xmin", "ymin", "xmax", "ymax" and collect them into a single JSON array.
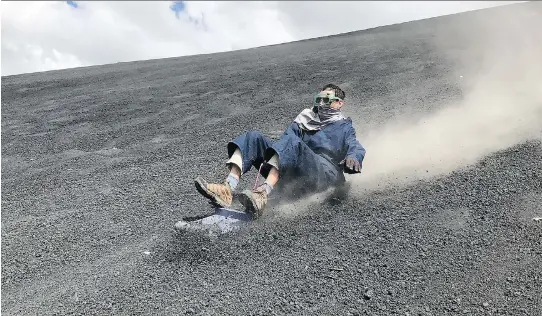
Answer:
[{"xmin": 195, "ymin": 84, "xmax": 366, "ymax": 218}]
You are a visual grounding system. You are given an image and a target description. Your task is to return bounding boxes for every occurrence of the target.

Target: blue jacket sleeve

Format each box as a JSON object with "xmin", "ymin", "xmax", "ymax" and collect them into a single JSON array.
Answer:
[{"xmin": 345, "ymin": 124, "xmax": 366, "ymax": 170}]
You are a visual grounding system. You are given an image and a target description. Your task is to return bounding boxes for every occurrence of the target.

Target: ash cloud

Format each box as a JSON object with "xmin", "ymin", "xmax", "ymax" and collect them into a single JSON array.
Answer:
[{"xmin": 349, "ymin": 4, "xmax": 542, "ymax": 193}]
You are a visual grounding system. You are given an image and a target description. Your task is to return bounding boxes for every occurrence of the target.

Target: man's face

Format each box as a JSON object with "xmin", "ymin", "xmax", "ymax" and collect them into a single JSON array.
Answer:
[{"xmin": 315, "ymin": 88, "xmax": 344, "ymax": 109}]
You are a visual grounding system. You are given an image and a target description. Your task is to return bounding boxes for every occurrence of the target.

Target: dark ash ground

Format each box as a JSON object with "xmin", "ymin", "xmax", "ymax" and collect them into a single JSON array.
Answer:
[{"xmin": 2, "ymin": 3, "xmax": 541, "ymax": 316}]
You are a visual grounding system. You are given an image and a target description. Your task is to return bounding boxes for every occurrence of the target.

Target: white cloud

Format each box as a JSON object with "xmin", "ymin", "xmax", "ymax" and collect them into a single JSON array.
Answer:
[{"xmin": 1, "ymin": 1, "xmax": 522, "ymax": 76}]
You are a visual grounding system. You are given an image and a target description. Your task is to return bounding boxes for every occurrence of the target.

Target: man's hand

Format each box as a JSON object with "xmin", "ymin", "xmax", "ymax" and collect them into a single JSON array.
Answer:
[{"xmin": 340, "ymin": 157, "xmax": 361, "ymax": 174}]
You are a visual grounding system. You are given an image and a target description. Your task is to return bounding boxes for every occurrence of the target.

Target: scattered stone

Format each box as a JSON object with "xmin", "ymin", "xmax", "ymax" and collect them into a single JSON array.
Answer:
[{"xmin": 2, "ymin": 4, "xmax": 541, "ymax": 316}]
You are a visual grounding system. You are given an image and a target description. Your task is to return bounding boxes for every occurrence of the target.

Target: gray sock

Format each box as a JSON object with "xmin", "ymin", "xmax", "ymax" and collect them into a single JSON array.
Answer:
[
  {"xmin": 226, "ymin": 174, "xmax": 239, "ymax": 190},
  {"xmin": 258, "ymin": 182, "xmax": 274, "ymax": 195}
]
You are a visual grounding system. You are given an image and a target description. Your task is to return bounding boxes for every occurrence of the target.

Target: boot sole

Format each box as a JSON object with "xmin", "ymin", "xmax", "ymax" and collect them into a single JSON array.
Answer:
[
  {"xmin": 237, "ymin": 190, "xmax": 260, "ymax": 219},
  {"xmin": 194, "ymin": 177, "xmax": 230, "ymax": 208}
]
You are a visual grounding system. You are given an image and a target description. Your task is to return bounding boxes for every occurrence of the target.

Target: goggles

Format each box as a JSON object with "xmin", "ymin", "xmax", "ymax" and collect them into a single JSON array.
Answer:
[{"xmin": 314, "ymin": 92, "xmax": 342, "ymax": 105}]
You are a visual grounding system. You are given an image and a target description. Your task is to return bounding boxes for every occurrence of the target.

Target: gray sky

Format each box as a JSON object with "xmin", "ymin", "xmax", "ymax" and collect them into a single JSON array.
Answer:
[{"xmin": 1, "ymin": 1, "xmax": 521, "ymax": 76}]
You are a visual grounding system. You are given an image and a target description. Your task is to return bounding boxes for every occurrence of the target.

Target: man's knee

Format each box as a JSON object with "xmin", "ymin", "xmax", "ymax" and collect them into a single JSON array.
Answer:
[{"xmin": 229, "ymin": 130, "xmax": 265, "ymax": 153}]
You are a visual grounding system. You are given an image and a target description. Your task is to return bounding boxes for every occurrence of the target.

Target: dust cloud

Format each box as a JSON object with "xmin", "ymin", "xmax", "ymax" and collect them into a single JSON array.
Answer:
[
  {"xmin": 272, "ymin": 4, "xmax": 542, "ymax": 218},
  {"xmin": 349, "ymin": 4, "xmax": 542, "ymax": 193}
]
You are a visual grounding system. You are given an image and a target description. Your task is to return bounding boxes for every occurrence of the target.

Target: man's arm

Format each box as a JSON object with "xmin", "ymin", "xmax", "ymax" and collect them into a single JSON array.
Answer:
[{"xmin": 343, "ymin": 125, "xmax": 366, "ymax": 173}]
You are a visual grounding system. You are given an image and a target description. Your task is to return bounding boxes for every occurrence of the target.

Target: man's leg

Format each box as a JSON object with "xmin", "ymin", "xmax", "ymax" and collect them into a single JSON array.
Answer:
[
  {"xmin": 236, "ymin": 154, "xmax": 279, "ymax": 217},
  {"xmin": 238, "ymin": 135, "xmax": 341, "ymax": 217},
  {"xmin": 195, "ymin": 131, "xmax": 273, "ymax": 207},
  {"xmin": 223, "ymin": 147, "xmax": 242, "ymax": 190},
  {"xmin": 269, "ymin": 134, "xmax": 342, "ymax": 192},
  {"xmin": 265, "ymin": 165, "xmax": 280, "ymax": 186}
]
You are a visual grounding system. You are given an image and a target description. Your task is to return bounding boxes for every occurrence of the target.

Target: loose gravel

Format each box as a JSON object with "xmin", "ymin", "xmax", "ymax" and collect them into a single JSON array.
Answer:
[{"xmin": 2, "ymin": 2, "xmax": 541, "ymax": 315}]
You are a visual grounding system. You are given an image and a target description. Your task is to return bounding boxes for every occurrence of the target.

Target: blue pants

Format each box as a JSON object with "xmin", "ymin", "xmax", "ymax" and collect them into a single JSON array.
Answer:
[{"xmin": 227, "ymin": 131, "xmax": 345, "ymax": 194}]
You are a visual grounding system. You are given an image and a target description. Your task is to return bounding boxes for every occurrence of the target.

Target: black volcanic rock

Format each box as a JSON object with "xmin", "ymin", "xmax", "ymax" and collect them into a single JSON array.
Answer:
[{"xmin": 2, "ymin": 2, "xmax": 541, "ymax": 315}]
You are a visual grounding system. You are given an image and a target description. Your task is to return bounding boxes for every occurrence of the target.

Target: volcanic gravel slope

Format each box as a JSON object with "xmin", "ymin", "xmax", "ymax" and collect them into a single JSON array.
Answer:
[{"xmin": 2, "ymin": 3, "xmax": 542, "ymax": 316}]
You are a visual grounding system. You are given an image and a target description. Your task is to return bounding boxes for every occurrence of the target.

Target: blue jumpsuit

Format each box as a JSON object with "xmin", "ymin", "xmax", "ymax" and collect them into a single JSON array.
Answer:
[{"xmin": 227, "ymin": 117, "xmax": 366, "ymax": 195}]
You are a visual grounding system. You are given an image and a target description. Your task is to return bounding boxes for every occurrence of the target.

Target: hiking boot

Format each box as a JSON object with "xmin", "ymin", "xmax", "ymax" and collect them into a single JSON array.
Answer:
[
  {"xmin": 194, "ymin": 176, "xmax": 233, "ymax": 207},
  {"xmin": 237, "ymin": 187, "xmax": 268, "ymax": 219}
]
